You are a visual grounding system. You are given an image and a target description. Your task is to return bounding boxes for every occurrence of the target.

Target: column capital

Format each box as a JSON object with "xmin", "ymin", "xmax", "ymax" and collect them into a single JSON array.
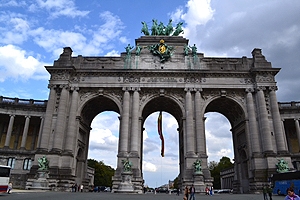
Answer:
[
  {"xmin": 122, "ymin": 87, "xmax": 130, "ymax": 92},
  {"xmin": 59, "ymin": 84, "xmax": 69, "ymax": 89},
  {"xmin": 184, "ymin": 87, "xmax": 193, "ymax": 92},
  {"xmin": 269, "ymin": 86, "xmax": 278, "ymax": 91},
  {"xmin": 48, "ymin": 84, "xmax": 56, "ymax": 89},
  {"xmin": 70, "ymin": 86, "xmax": 79, "ymax": 91},
  {"xmin": 245, "ymin": 88, "xmax": 254, "ymax": 93},
  {"xmin": 256, "ymin": 86, "xmax": 266, "ymax": 91},
  {"xmin": 9, "ymin": 114, "xmax": 15, "ymax": 118},
  {"xmin": 195, "ymin": 88, "xmax": 203, "ymax": 92},
  {"xmin": 132, "ymin": 87, "xmax": 141, "ymax": 92},
  {"xmin": 25, "ymin": 115, "xmax": 31, "ymax": 119}
]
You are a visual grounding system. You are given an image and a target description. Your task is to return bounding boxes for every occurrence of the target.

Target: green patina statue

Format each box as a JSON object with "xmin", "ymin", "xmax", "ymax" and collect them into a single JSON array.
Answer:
[
  {"xmin": 38, "ymin": 155, "xmax": 49, "ymax": 170},
  {"xmin": 193, "ymin": 159, "xmax": 202, "ymax": 173},
  {"xmin": 173, "ymin": 22, "xmax": 184, "ymax": 36},
  {"xmin": 122, "ymin": 158, "xmax": 132, "ymax": 172},
  {"xmin": 141, "ymin": 19, "xmax": 183, "ymax": 36},
  {"xmin": 189, "ymin": 44, "xmax": 197, "ymax": 57},
  {"xmin": 184, "ymin": 44, "xmax": 190, "ymax": 56},
  {"xmin": 276, "ymin": 158, "xmax": 289, "ymax": 173},
  {"xmin": 135, "ymin": 45, "xmax": 142, "ymax": 56},
  {"xmin": 141, "ymin": 21, "xmax": 149, "ymax": 35},
  {"xmin": 125, "ymin": 44, "xmax": 134, "ymax": 56}
]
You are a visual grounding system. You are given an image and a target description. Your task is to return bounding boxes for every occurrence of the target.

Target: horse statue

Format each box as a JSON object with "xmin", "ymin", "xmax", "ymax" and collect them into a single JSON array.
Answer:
[
  {"xmin": 141, "ymin": 21, "xmax": 149, "ymax": 35},
  {"xmin": 165, "ymin": 19, "xmax": 174, "ymax": 36},
  {"xmin": 173, "ymin": 22, "xmax": 184, "ymax": 36},
  {"xmin": 151, "ymin": 19, "xmax": 159, "ymax": 35}
]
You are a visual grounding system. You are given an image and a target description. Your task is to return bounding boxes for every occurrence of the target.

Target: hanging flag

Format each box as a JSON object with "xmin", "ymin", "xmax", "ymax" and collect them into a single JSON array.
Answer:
[{"xmin": 157, "ymin": 111, "xmax": 164, "ymax": 157}]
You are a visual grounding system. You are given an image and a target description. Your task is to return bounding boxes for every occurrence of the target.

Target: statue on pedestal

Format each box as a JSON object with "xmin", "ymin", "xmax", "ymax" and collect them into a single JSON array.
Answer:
[
  {"xmin": 122, "ymin": 158, "xmax": 132, "ymax": 172},
  {"xmin": 276, "ymin": 158, "xmax": 289, "ymax": 173},
  {"xmin": 38, "ymin": 156, "xmax": 49, "ymax": 171},
  {"xmin": 193, "ymin": 159, "xmax": 203, "ymax": 174}
]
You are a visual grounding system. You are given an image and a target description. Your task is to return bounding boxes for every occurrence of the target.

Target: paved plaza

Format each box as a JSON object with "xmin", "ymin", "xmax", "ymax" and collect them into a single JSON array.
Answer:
[{"xmin": 1, "ymin": 190, "xmax": 285, "ymax": 200}]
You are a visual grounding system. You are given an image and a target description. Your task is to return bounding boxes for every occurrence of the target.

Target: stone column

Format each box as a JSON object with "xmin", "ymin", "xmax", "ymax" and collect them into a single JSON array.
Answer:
[
  {"xmin": 130, "ymin": 88, "xmax": 140, "ymax": 154},
  {"xmin": 20, "ymin": 116, "xmax": 31, "ymax": 149},
  {"xmin": 4, "ymin": 114, "xmax": 15, "ymax": 148},
  {"xmin": 52, "ymin": 85, "xmax": 69, "ymax": 153},
  {"xmin": 64, "ymin": 87, "xmax": 79, "ymax": 154},
  {"xmin": 39, "ymin": 85, "xmax": 56, "ymax": 151},
  {"xmin": 294, "ymin": 119, "xmax": 300, "ymax": 150},
  {"xmin": 30, "ymin": 125, "xmax": 38, "ymax": 150},
  {"xmin": 119, "ymin": 88, "xmax": 130, "ymax": 154},
  {"xmin": 36, "ymin": 117, "xmax": 45, "ymax": 149},
  {"xmin": 185, "ymin": 88, "xmax": 195, "ymax": 155},
  {"xmin": 195, "ymin": 89, "xmax": 205, "ymax": 155},
  {"xmin": 245, "ymin": 89, "xmax": 261, "ymax": 153},
  {"xmin": 256, "ymin": 87, "xmax": 273, "ymax": 152},
  {"xmin": 269, "ymin": 87, "xmax": 287, "ymax": 152}
]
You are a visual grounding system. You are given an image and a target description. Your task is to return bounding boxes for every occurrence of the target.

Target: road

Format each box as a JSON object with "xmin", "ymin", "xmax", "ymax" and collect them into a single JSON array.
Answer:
[{"xmin": 1, "ymin": 190, "xmax": 286, "ymax": 200}]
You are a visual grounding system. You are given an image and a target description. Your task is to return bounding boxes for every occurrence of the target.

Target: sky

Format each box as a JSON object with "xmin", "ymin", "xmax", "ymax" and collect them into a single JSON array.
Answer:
[{"xmin": 1, "ymin": 0, "xmax": 300, "ymax": 188}]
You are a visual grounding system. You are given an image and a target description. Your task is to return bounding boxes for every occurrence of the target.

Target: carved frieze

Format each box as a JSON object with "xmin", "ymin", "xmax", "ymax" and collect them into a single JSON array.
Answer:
[
  {"xmin": 256, "ymin": 73, "xmax": 274, "ymax": 82},
  {"xmin": 51, "ymin": 72, "xmax": 71, "ymax": 80}
]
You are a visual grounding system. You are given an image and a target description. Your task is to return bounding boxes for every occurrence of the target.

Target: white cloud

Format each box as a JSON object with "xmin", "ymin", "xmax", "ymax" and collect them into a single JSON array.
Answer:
[
  {"xmin": 0, "ymin": 0, "xmax": 26, "ymax": 7},
  {"xmin": 35, "ymin": 0, "xmax": 89, "ymax": 18},
  {"xmin": 0, "ymin": 13, "xmax": 30, "ymax": 44},
  {"xmin": 105, "ymin": 50, "xmax": 119, "ymax": 57},
  {"xmin": 143, "ymin": 161, "xmax": 157, "ymax": 172},
  {"xmin": 182, "ymin": 0, "xmax": 214, "ymax": 27},
  {"xmin": 0, "ymin": 45, "xmax": 49, "ymax": 82}
]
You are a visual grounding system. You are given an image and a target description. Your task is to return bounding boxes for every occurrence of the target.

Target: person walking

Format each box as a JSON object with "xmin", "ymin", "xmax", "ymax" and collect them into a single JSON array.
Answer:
[
  {"xmin": 189, "ymin": 184, "xmax": 195, "ymax": 200},
  {"xmin": 6, "ymin": 182, "xmax": 12, "ymax": 194},
  {"xmin": 210, "ymin": 185, "xmax": 214, "ymax": 196},
  {"xmin": 284, "ymin": 187, "xmax": 300, "ymax": 200},
  {"xmin": 205, "ymin": 186, "xmax": 210, "ymax": 195},
  {"xmin": 267, "ymin": 185, "xmax": 273, "ymax": 200},
  {"xmin": 263, "ymin": 184, "xmax": 268, "ymax": 200},
  {"xmin": 184, "ymin": 186, "xmax": 189, "ymax": 200}
]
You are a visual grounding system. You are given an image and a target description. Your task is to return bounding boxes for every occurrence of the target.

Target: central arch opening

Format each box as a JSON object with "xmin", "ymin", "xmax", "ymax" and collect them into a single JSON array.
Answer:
[{"xmin": 143, "ymin": 111, "xmax": 179, "ymax": 189}]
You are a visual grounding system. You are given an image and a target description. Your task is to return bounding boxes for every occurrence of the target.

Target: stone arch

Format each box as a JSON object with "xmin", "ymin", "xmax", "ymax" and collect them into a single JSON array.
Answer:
[
  {"xmin": 78, "ymin": 93, "xmax": 121, "ymax": 125},
  {"xmin": 204, "ymin": 96, "xmax": 250, "ymax": 193},
  {"xmin": 204, "ymin": 96, "xmax": 246, "ymax": 127},
  {"xmin": 140, "ymin": 93, "xmax": 184, "ymax": 123},
  {"xmin": 78, "ymin": 95, "xmax": 121, "ymax": 125}
]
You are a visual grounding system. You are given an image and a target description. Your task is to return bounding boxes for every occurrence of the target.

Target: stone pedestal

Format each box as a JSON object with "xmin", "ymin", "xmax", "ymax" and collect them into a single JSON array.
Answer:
[
  {"xmin": 193, "ymin": 172, "xmax": 205, "ymax": 194},
  {"xmin": 28, "ymin": 170, "xmax": 51, "ymax": 190},
  {"xmin": 117, "ymin": 171, "xmax": 135, "ymax": 193}
]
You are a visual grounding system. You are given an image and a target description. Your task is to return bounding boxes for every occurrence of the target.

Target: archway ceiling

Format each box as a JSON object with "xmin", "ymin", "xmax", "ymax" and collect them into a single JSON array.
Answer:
[
  {"xmin": 81, "ymin": 96, "xmax": 120, "ymax": 125},
  {"xmin": 205, "ymin": 97, "xmax": 244, "ymax": 127},
  {"xmin": 142, "ymin": 97, "xmax": 182, "ymax": 126}
]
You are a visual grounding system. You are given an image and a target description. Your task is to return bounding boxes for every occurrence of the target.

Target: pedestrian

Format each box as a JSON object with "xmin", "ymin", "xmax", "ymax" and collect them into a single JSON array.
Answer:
[
  {"xmin": 74, "ymin": 183, "xmax": 77, "ymax": 192},
  {"xmin": 189, "ymin": 184, "xmax": 195, "ymax": 200},
  {"xmin": 7, "ymin": 182, "xmax": 12, "ymax": 194},
  {"xmin": 184, "ymin": 186, "xmax": 189, "ymax": 200},
  {"xmin": 80, "ymin": 184, "xmax": 83, "ymax": 192},
  {"xmin": 267, "ymin": 185, "xmax": 273, "ymax": 200},
  {"xmin": 205, "ymin": 186, "xmax": 210, "ymax": 195},
  {"xmin": 284, "ymin": 187, "xmax": 300, "ymax": 200},
  {"xmin": 210, "ymin": 185, "xmax": 214, "ymax": 196},
  {"xmin": 263, "ymin": 184, "xmax": 268, "ymax": 200},
  {"xmin": 176, "ymin": 187, "xmax": 180, "ymax": 196}
]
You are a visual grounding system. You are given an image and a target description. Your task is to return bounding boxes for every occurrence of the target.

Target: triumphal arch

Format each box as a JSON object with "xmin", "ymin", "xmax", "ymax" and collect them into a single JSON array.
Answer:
[{"xmin": 24, "ymin": 22, "xmax": 293, "ymax": 193}]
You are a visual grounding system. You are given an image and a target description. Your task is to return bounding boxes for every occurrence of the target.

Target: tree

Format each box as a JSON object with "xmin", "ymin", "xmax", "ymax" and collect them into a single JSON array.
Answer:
[
  {"xmin": 208, "ymin": 156, "xmax": 234, "ymax": 189},
  {"xmin": 87, "ymin": 159, "xmax": 115, "ymax": 187}
]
